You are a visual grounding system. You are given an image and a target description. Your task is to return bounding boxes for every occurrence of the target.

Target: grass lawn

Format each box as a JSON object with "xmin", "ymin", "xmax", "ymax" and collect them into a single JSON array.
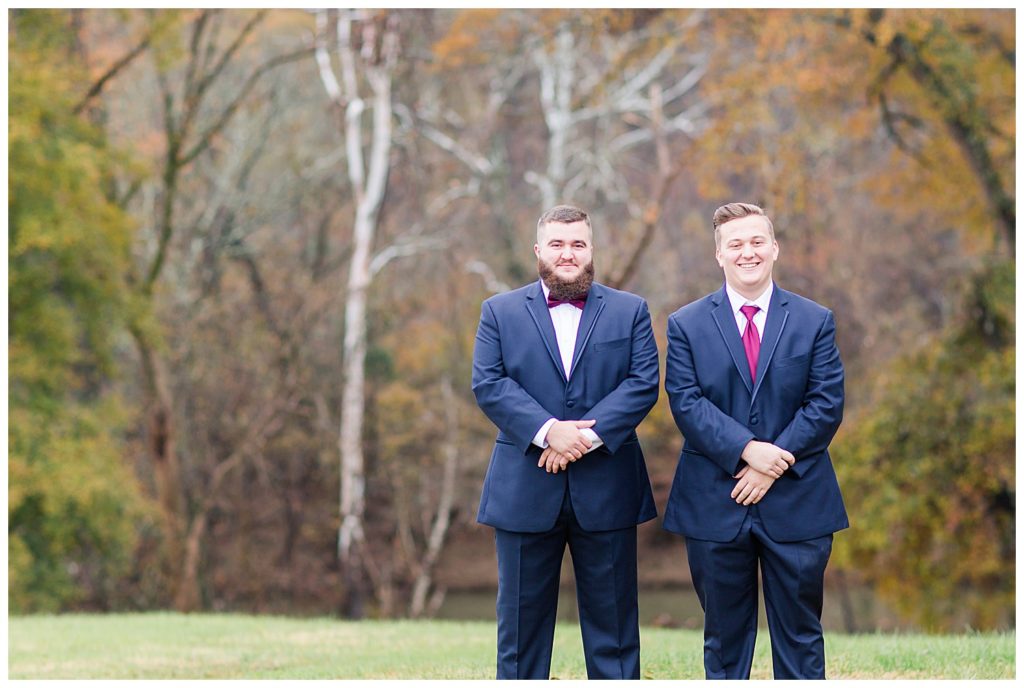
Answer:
[{"xmin": 8, "ymin": 613, "xmax": 1015, "ymax": 679}]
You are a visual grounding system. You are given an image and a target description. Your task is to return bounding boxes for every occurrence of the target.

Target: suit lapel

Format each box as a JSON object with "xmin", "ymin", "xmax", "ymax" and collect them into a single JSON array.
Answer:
[
  {"xmin": 568, "ymin": 285, "xmax": 606, "ymax": 381},
  {"xmin": 525, "ymin": 281, "xmax": 568, "ymax": 382},
  {"xmin": 751, "ymin": 286, "xmax": 789, "ymax": 401},
  {"xmin": 711, "ymin": 287, "xmax": 754, "ymax": 396}
]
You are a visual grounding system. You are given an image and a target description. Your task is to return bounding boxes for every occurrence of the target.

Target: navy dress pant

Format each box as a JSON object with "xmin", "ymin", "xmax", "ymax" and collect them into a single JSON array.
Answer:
[
  {"xmin": 494, "ymin": 488, "xmax": 640, "ymax": 680},
  {"xmin": 685, "ymin": 506, "xmax": 833, "ymax": 680}
]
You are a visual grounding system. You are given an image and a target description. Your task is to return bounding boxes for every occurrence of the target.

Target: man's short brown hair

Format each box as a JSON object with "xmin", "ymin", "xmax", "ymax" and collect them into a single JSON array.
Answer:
[
  {"xmin": 537, "ymin": 204, "xmax": 593, "ymax": 242},
  {"xmin": 713, "ymin": 202, "xmax": 774, "ymax": 246}
]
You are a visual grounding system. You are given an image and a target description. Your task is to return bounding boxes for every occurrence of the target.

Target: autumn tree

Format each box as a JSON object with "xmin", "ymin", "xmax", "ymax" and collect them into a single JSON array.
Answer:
[
  {"xmin": 9, "ymin": 9, "xmax": 154, "ymax": 611},
  {"xmin": 831, "ymin": 259, "xmax": 1014, "ymax": 630},
  {"xmin": 851, "ymin": 9, "xmax": 1015, "ymax": 254}
]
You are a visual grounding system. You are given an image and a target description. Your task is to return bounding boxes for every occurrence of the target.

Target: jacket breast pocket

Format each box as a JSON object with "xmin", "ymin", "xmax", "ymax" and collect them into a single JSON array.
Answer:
[
  {"xmin": 593, "ymin": 337, "xmax": 629, "ymax": 352},
  {"xmin": 774, "ymin": 353, "xmax": 810, "ymax": 368}
]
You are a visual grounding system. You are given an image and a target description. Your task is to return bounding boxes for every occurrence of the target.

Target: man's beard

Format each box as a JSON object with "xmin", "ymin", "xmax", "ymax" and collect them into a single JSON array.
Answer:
[{"xmin": 538, "ymin": 258, "xmax": 595, "ymax": 300}]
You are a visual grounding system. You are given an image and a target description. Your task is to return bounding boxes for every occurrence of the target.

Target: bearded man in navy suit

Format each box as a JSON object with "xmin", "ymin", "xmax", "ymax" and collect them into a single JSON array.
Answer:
[
  {"xmin": 472, "ymin": 204, "xmax": 660, "ymax": 679},
  {"xmin": 664, "ymin": 202, "xmax": 848, "ymax": 679}
]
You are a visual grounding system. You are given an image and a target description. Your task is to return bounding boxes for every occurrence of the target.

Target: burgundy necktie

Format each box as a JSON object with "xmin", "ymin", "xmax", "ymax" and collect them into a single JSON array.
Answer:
[{"xmin": 740, "ymin": 305, "xmax": 761, "ymax": 382}]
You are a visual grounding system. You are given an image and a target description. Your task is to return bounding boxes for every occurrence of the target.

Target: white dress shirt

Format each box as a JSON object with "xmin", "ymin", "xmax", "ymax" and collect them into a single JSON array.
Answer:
[
  {"xmin": 532, "ymin": 281, "xmax": 603, "ymax": 452},
  {"xmin": 725, "ymin": 282, "xmax": 773, "ymax": 341}
]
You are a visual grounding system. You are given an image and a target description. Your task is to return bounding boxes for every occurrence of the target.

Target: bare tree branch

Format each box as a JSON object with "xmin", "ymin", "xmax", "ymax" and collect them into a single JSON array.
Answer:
[
  {"xmin": 608, "ymin": 83, "xmax": 682, "ymax": 289},
  {"xmin": 73, "ymin": 29, "xmax": 153, "ymax": 114},
  {"xmin": 395, "ymin": 104, "xmax": 494, "ymax": 176},
  {"xmin": 466, "ymin": 260, "xmax": 511, "ymax": 294},
  {"xmin": 182, "ymin": 46, "xmax": 314, "ymax": 166},
  {"xmin": 191, "ymin": 10, "xmax": 267, "ymax": 107},
  {"xmin": 369, "ymin": 237, "xmax": 446, "ymax": 277}
]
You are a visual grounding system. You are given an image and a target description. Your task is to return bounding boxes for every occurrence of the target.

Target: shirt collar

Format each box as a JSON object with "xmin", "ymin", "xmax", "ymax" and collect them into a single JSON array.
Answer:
[
  {"xmin": 725, "ymin": 282, "xmax": 773, "ymax": 316},
  {"xmin": 540, "ymin": 279, "xmax": 550, "ymax": 300}
]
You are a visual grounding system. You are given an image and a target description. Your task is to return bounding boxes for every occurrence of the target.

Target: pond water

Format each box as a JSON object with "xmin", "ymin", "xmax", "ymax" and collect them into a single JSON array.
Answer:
[{"xmin": 438, "ymin": 584, "xmax": 921, "ymax": 632}]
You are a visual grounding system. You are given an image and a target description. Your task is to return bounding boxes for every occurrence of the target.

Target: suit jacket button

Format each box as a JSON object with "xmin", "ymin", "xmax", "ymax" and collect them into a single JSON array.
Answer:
[
  {"xmin": 566, "ymin": 400, "xmax": 576, "ymax": 408},
  {"xmin": 750, "ymin": 415, "xmax": 759, "ymax": 425}
]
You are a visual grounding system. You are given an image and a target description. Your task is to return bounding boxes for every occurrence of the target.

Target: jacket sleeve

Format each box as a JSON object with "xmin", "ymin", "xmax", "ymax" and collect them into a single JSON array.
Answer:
[
  {"xmin": 665, "ymin": 313, "xmax": 755, "ymax": 476},
  {"xmin": 579, "ymin": 299, "xmax": 660, "ymax": 454},
  {"xmin": 772, "ymin": 310, "xmax": 845, "ymax": 478},
  {"xmin": 471, "ymin": 300, "xmax": 556, "ymax": 454}
]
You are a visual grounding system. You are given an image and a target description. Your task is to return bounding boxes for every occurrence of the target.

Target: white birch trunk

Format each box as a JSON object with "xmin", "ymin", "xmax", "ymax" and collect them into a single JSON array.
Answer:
[
  {"xmin": 529, "ymin": 24, "xmax": 574, "ymax": 207},
  {"xmin": 316, "ymin": 9, "xmax": 397, "ymax": 618}
]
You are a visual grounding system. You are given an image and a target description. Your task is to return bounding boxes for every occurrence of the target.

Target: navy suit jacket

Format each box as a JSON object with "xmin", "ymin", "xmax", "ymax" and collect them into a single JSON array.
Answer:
[
  {"xmin": 663, "ymin": 284, "xmax": 849, "ymax": 543},
  {"xmin": 472, "ymin": 281, "xmax": 659, "ymax": 533}
]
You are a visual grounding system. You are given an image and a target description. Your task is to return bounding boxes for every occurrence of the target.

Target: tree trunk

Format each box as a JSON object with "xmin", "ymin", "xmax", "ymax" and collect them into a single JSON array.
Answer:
[
  {"xmin": 174, "ymin": 413, "xmax": 281, "ymax": 613},
  {"xmin": 131, "ymin": 327, "xmax": 187, "ymax": 603},
  {"xmin": 529, "ymin": 24, "xmax": 574, "ymax": 207},
  {"xmin": 319, "ymin": 9, "xmax": 399, "ymax": 619},
  {"xmin": 409, "ymin": 377, "xmax": 460, "ymax": 618},
  {"xmin": 338, "ymin": 226, "xmax": 371, "ymax": 618},
  {"xmin": 175, "ymin": 510, "xmax": 208, "ymax": 612},
  {"xmin": 833, "ymin": 568, "xmax": 859, "ymax": 634}
]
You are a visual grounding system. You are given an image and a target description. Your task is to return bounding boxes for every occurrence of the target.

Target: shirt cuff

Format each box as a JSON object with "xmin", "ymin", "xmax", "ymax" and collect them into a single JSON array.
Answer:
[
  {"xmin": 581, "ymin": 428, "xmax": 603, "ymax": 453},
  {"xmin": 533, "ymin": 418, "xmax": 557, "ymax": 448}
]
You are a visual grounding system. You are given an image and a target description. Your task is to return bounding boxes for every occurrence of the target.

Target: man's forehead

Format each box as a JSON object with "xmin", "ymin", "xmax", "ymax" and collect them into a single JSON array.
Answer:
[
  {"xmin": 720, "ymin": 215, "xmax": 772, "ymax": 239},
  {"xmin": 539, "ymin": 220, "xmax": 591, "ymax": 242}
]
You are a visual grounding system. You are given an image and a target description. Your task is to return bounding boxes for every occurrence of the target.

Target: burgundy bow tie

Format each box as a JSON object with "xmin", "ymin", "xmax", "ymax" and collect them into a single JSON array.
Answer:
[{"xmin": 547, "ymin": 293, "xmax": 588, "ymax": 310}]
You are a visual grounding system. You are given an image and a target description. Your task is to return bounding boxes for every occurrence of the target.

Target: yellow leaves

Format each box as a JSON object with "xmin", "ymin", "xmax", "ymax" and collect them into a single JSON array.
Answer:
[
  {"xmin": 842, "ymin": 109, "xmax": 876, "ymax": 139},
  {"xmin": 431, "ymin": 30, "xmax": 483, "ymax": 70},
  {"xmin": 8, "ymin": 535, "xmax": 34, "ymax": 605},
  {"xmin": 44, "ymin": 408, "xmax": 145, "ymax": 526},
  {"xmin": 382, "ymin": 319, "xmax": 453, "ymax": 381},
  {"xmin": 148, "ymin": 9, "xmax": 197, "ymax": 71},
  {"xmin": 431, "ymin": 9, "xmax": 508, "ymax": 70},
  {"xmin": 9, "ymin": 396, "xmax": 155, "ymax": 612},
  {"xmin": 8, "ymin": 333, "xmax": 76, "ymax": 390},
  {"xmin": 7, "ymin": 414, "xmax": 36, "ymax": 510},
  {"xmin": 866, "ymin": 13, "xmax": 898, "ymax": 48}
]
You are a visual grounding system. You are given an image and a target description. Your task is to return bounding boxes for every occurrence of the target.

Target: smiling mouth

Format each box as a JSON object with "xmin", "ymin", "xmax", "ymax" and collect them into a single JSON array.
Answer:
[{"xmin": 738, "ymin": 262, "xmax": 760, "ymax": 269}]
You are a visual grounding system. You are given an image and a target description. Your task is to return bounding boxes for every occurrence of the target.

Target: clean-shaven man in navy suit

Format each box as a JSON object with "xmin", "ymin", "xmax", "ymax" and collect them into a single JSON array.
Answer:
[
  {"xmin": 664, "ymin": 202, "xmax": 848, "ymax": 679},
  {"xmin": 472, "ymin": 204, "xmax": 660, "ymax": 679}
]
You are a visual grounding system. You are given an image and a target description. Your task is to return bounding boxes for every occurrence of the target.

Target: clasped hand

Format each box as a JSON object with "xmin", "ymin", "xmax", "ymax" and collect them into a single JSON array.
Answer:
[
  {"xmin": 538, "ymin": 419, "xmax": 595, "ymax": 473},
  {"xmin": 740, "ymin": 440, "xmax": 795, "ymax": 478},
  {"xmin": 731, "ymin": 441, "xmax": 796, "ymax": 505}
]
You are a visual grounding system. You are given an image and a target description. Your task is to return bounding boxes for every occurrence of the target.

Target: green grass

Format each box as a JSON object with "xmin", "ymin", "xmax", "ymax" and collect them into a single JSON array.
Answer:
[{"xmin": 8, "ymin": 613, "xmax": 1015, "ymax": 679}]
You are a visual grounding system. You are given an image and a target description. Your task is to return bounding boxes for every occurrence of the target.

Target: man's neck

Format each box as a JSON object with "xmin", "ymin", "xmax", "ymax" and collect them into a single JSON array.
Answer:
[{"xmin": 725, "ymin": 281, "xmax": 772, "ymax": 305}]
